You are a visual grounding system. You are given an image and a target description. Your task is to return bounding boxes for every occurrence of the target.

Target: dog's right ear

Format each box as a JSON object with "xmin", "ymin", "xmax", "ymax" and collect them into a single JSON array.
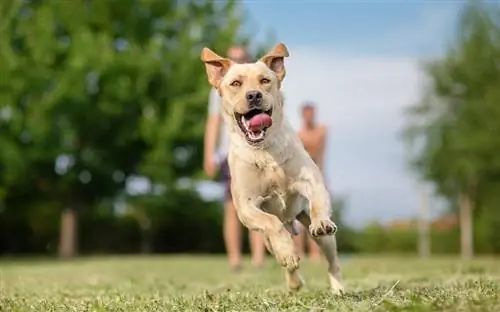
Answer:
[
  {"xmin": 259, "ymin": 43, "xmax": 290, "ymax": 82},
  {"xmin": 201, "ymin": 47, "xmax": 233, "ymax": 89}
]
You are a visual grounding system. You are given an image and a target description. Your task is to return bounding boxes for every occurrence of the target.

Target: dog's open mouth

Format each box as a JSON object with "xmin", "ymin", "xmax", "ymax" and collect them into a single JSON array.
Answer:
[{"xmin": 235, "ymin": 108, "xmax": 273, "ymax": 143}]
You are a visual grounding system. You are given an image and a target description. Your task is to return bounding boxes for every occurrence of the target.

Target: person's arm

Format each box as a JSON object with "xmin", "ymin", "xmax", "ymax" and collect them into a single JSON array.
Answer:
[
  {"xmin": 203, "ymin": 89, "xmax": 221, "ymax": 177},
  {"xmin": 316, "ymin": 125, "xmax": 328, "ymax": 171}
]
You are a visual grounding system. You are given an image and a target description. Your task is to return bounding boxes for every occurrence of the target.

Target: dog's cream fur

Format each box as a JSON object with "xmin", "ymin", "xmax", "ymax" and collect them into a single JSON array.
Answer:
[{"xmin": 201, "ymin": 43, "xmax": 344, "ymax": 294}]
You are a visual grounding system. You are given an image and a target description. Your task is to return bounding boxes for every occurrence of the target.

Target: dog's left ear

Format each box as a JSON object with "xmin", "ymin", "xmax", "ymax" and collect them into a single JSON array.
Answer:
[
  {"xmin": 201, "ymin": 47, "xmax": 233, "ymax": 89},
  {"xmin": 259, "ymin": 43, "xmax": 290, "ymax": 82}
]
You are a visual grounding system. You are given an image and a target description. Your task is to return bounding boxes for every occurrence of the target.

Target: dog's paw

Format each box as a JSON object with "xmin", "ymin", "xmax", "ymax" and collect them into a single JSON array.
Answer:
[
  {"xmin": 276, "ymin": 252, "xmax": 300, "ymax": 271},
  {"xmin": 268, "ymin": 229, "xmax": 300, "ymax": 270},
  {"xmin": 273, "ymin": 242, "xmax": 300, "ymax": 271},
  {"xmin": 309, "ymin": 219, "xmax": 337, "ymax": 237}
]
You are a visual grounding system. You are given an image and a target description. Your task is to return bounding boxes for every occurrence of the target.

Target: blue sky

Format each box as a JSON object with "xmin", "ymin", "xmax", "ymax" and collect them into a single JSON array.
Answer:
[
  {"xmin": 165, "ymin": 1, "xmax": 471, "ymax": 227},
  {"xmin": 235, "ymin": 1, "xmax": 467, "ymax": 227},
  {"xmin": 243, "ymin": 1, "xmax": 463, "ymax": 57}
]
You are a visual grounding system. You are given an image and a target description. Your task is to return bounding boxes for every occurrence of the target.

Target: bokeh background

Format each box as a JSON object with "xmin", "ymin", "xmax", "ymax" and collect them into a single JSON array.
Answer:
[{"xmin": 1, "ymin": 0, "xmax": 499, "ymax": 259}]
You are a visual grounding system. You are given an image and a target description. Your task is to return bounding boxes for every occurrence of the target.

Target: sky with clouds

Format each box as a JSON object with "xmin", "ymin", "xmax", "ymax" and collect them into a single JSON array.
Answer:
[
  {"xmin": 193, "ymin": 1, "xmax": 469, "ymax": 227},
  {"xmin": 243, "ymin": 1, "xmax": 467, "ymax": 227}
]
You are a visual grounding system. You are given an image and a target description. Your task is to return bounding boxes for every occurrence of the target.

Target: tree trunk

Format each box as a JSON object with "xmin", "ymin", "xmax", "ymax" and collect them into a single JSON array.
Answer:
[
  {"xmin": 458, "ymin": 192, "xmax": 474, "ymax": 260},
  {"xmin": 59, "ymin": 207, "xmax": 78, "ymax": 259},
  {"xmin": 134, "ymin": 207, "xmax": 152, "ymax": 254},
  {"xmin": 140, "ymin": 233, "xmax": 152, "ymax": 254},
  {"xmin": 418, "ymin": 186, "xmax": 431, "ymax": 258}
]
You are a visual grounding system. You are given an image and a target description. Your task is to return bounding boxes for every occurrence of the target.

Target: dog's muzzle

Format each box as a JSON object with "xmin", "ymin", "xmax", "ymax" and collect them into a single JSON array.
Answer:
[{"xmin": 234, "ymin": 108, "xmax": 273, "ymax": 144}]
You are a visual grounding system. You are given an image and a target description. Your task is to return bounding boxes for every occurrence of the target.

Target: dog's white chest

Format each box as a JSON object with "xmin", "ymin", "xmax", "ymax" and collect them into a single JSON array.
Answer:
[
  {"xmin": 257, "ymin": 161, "xmax": 288, "ymax": 195},
  {"xmin": 256, "ymin": 161, "xmax": 299, "ymax": 219}
]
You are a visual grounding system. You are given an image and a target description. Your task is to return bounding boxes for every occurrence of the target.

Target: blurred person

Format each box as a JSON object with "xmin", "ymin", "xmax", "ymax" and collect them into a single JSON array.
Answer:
[
  {"xmin": 293, "ymin": 102, "xmax": 328, "ymax": 262},
  {"xmin": 203, "ymin": 45, "xmax": 266, "ymax": 271}
]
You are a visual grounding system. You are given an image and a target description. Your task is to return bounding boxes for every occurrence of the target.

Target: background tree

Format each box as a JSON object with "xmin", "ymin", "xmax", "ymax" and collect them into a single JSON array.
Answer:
[
  {"xmin": 0, "ymin": 0, "xmax": 263, "ymax": 257},
  {"xmin": 404, "ymin": 0, "xmax": 500, "ymax": 259}
]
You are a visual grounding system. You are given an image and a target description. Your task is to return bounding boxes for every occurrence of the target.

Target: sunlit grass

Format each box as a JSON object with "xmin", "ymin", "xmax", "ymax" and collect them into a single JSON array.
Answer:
[{"xmin": 1, "ymin": 255, "xmax": 499, "ymax": 311}]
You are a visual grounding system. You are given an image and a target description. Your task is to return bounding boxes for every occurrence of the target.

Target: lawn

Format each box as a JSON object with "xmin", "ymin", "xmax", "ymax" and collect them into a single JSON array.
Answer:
[{"xmin": 1, "ymin": 255, "xmax": 499, "ymax": 311}]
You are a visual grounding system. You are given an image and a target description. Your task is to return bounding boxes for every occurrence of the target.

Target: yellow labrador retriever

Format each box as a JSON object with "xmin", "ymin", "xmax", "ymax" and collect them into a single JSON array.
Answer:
[{"xmin": 200, "ymin": 43, "xmax": 344, "ymax": 294}]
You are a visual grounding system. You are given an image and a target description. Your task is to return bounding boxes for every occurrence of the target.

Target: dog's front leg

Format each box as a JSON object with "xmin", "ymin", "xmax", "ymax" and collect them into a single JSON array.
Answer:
[
  {"xmin": 294, "ymin": 178, "xmax": 337, "ymax": 238},
  {"xmin": 309, "ymin": 191, "xmax": 338, "ymax": 238},
  {"xmin": 234, "ymin": 196, "xmax": 300, "ymax": 272}
]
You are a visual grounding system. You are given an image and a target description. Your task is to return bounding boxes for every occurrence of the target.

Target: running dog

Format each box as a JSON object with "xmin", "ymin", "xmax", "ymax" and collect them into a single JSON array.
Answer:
[{"xmin": 200, "ymin": 43, "xmax": 344, "ymax": 294}]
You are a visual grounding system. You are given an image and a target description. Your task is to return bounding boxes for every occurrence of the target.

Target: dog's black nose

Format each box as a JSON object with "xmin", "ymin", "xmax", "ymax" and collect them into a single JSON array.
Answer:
[{"xmin": 246, "ymin": 90, "xmax": 262, "ymax": 106}]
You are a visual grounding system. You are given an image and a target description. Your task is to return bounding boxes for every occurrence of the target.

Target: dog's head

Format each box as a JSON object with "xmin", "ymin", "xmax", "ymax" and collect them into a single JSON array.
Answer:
[{"xmin": 201, "ymin": 43, "xmax": 289, "ymax": 145}]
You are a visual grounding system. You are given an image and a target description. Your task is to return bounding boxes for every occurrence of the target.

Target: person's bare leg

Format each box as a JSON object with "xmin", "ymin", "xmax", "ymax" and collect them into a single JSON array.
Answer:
[
  {"xmin": 249, "ymin": 230, "xmax": 266, "ymax": 268},
  {"xmin": 308, "ymin": 236, "xmax": 322, "ymax": 262},
  {"xmin": 224, "ymin": 199, "xmax": 242, "ymax": 270}
]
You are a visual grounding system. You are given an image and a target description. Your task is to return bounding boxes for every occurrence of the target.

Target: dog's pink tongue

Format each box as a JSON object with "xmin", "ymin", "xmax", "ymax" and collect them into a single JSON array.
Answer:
[{"xmin": 248, "ymin": 114, "xmax": 272, "ymax": 131}]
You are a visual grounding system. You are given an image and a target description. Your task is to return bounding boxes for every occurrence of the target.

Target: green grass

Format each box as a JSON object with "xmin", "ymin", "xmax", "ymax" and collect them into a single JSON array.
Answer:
[{"xmin": 1, "ymin": 255, "xmax": 499, "ymax": 311}]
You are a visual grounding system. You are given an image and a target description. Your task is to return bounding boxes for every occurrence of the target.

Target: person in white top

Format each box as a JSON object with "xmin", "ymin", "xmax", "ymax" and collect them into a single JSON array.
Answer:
[{"xmin": 203, "ymin": 45, "xmax": 266, "ymax": 271}]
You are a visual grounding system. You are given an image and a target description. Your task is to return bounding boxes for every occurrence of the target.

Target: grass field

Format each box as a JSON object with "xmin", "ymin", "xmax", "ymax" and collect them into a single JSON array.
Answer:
[{"xmin": 1, "ymin": 255, "xmax": 499, "ymax": 311}]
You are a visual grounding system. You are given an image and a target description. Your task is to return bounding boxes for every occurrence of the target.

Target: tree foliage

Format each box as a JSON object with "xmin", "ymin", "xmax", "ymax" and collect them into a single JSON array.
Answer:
[
  {"xmin": 404, "ymin": 0, "xmax": 500, "ymax": 254},
  {"xmin": 0, "ymin": 0, "xmax": 271, "ymax": 255}
]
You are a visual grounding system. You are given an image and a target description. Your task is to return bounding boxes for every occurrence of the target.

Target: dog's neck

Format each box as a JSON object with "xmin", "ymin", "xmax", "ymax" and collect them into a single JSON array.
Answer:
[{"xmin": 229, "ymin": 120, "xmax": 298, "ymax": 166}]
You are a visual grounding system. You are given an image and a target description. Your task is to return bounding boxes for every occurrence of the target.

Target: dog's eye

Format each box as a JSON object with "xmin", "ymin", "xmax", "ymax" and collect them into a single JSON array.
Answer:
[
  {"xmin": 260, "ymin": 78, "xmax": 271, "ymax": 84},
  {"xmin": 230, "ymin": 80, "xmax": 241, "ymax": 87}
]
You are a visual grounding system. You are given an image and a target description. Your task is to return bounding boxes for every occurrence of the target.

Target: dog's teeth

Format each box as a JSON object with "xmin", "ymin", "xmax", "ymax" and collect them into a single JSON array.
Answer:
[{"xmin": 241, "ymin": 116, "xmax": 249, "ymax": 130}]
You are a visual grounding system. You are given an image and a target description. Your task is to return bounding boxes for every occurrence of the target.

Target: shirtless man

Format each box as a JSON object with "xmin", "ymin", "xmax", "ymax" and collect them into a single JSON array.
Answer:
[{"xmin": 294, "ymin": 102, "xmax": 328, "ymax": 262}]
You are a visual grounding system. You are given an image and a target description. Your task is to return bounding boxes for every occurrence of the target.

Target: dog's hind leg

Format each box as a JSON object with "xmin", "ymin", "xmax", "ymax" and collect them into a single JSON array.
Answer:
[
  {"xmin": 281, "ymin": 195, "xmax": 310, "ymax": 293},
  {"xmin": 296, "ymin": 211, "xmax": 344, "ymax": 295},
  {"xmin": 313, "ymin": 235, "xmax": 344, "ymax": 295},
  {"xmin": 282, "ymin": 219, "xmax": 305, "ymax": 293}
]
